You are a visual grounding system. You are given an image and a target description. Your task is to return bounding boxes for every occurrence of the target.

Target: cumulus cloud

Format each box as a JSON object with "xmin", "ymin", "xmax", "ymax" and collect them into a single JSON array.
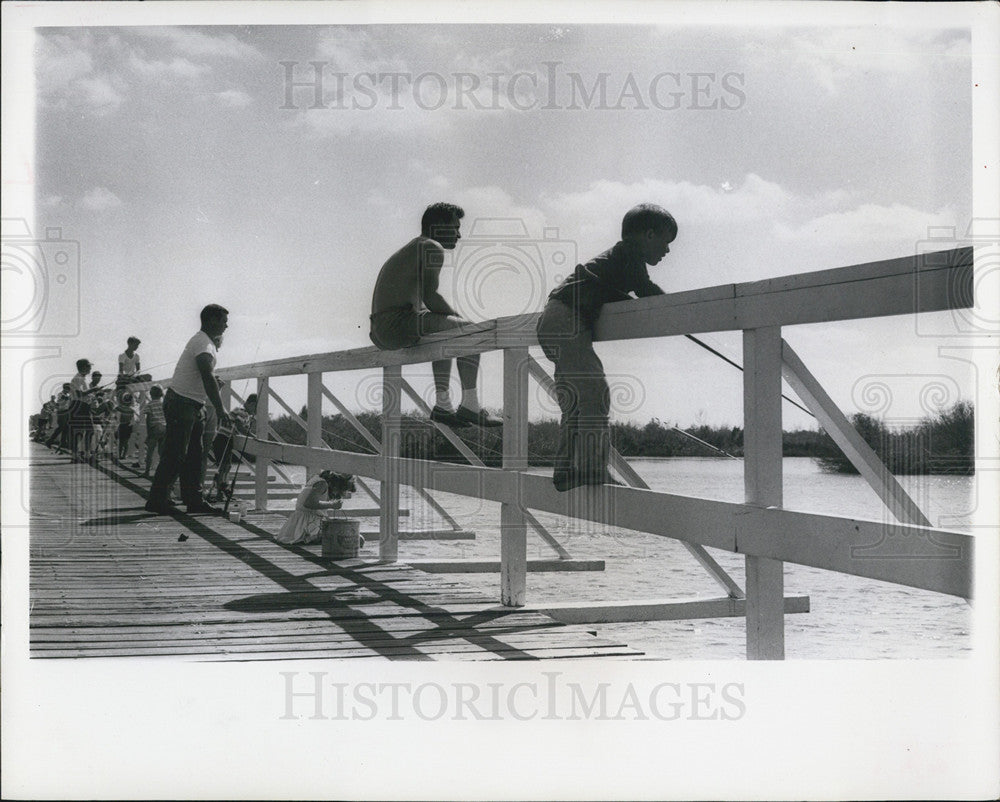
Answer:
[
  {"xmin": 79, "ymin": 187, "xmax": 123, "ymax": 212},
  {"xmin": 127, "ymin": 52, "xmax": 209, "ymax": 83},
  {"xmin": 215, "ymin": 89, "xmax": 253, "ymax": 107},
  {"xmin": 76, "ymin": 77, "xmax": 125, "ymax": 112},
  {"xmin": 284, "ymin": 30, "xmax": 541, "ymax": 139},
  {"xmin": 37, "ymin": 32, "xmax": 125, "ymax": 114},
  {"xmin": 774, "ymin": 202, "xmax": 956, "ymax": 247},
  {"xmin": 746, "ymin": 28, "xmax": 969, "ymax": 95},
  {"xmin": 133, "ymin": 27, "xmax": 264, "ymax": 61},
  {"xmin": 537, "ymin": 174, "xmax": 958, "ymax": 288}
]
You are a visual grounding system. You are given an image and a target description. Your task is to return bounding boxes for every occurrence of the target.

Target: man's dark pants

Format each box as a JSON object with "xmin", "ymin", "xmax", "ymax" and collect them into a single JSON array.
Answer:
[
  {"xmin": 45, "ymin": 412, "xmax": 70, "ymax": 450},
  {"xmin": 148, "ymin": 389, "xmax": 206, "ymax": 506}
]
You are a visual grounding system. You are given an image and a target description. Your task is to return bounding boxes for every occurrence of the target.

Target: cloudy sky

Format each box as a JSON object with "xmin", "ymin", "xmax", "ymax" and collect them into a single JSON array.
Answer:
[{"xmin": 22, "ymin": 20, "xmax": 974, "ymax": 428}]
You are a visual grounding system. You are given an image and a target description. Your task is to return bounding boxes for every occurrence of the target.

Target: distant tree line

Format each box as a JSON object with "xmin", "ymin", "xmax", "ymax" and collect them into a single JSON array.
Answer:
[
  {"xmin": 815, "ymin": 400, "xmax": 974, "ymax": 475},
  {"xmin": 267, "ymin": 400, "xmax": 973, "ymax": 474}
]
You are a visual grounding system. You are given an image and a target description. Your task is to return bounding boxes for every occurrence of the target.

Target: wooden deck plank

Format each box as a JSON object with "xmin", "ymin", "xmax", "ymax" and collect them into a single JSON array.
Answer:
[{"xmin": 28, "ymin": 444, "xmax": 644, "ymax": 661}]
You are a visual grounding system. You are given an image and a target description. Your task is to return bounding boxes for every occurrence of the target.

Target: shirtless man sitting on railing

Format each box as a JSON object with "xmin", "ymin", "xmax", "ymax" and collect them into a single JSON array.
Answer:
[{"xmin": 369, "ymin": 202, "xmax": 502, "ymax": 428}]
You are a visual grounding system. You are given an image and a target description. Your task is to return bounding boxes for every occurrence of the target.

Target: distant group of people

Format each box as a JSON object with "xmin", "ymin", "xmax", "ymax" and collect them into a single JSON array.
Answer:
[
  {"xmin": 33, "ymin": 338, "xmax": 165, "ymax": 474},
  {"xmin": 34, "ymin": 200, "xmax": 675, "ymax": 522},
  {"xmin": 33, "ymin": 319, "xmax": 257, "ymax": 516}
]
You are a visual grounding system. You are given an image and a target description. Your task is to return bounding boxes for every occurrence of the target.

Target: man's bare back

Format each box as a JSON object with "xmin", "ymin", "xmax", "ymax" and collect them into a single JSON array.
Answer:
[
  {"xmin": 371, "ymin": 236, "xmax": 445, "ymax": 315},
  {"xmin": 367, "ymin": 202, "xmax": 501, "ymax": 427}
]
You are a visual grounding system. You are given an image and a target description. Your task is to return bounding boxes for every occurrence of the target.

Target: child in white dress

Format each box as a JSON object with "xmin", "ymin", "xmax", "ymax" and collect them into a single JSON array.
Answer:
[{"xmin": 275, "ymin": 471, "xmax": 357, "ymax": 545}]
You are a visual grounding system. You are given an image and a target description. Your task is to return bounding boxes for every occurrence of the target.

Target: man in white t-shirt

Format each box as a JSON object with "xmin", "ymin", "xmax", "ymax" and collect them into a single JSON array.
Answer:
[{"xmin": 145, "ymin": 305, "xmax": 231, "ymax": 515}]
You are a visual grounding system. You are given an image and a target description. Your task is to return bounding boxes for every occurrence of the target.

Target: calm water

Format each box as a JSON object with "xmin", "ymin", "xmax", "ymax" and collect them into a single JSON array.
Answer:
[{"xmin": 274, "ymin": 458, "xmax": 974, "ymax": 659}]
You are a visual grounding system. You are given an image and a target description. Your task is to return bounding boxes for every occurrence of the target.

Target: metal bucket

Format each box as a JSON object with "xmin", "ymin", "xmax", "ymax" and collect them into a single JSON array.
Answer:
[{"xmin": 321, "ymin": 518, "xmax": 361, "ymax": 559}]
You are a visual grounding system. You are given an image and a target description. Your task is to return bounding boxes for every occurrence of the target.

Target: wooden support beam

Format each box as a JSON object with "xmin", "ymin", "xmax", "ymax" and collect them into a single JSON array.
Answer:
[
  {"xmin": 230, "ymin": 498, "xmax": 407, "ymax": 516},
  {"xmin": 501, "ymin": 347, "xmax": 529, "ymax": 607},
  {"xmin": 323, "ymin": 381, "xmax": 462, "ymax": 531},
  {"xmin": 400, "ymin": 374, "xmax": 569, "ymax": 556},
  {"xmin": 240, "ymin": 440, "xmax": 973, "ymax": 598},
  {"xmin": 355, "ymin": 476, "xmax": 381, "ymax": 505},
  {"xmin": 406, "ymin": 559, "xmax": 605, "ymax": 573},
  {"xmin": 307, "ymin": 372, "xmax": 323, "ymax": 450},
  {"xmin": 743, "ymin": 326, "xmax": 785, "ymax": 660},
  {"xmin": 380, "ymin": 365, "xmax": 402, "ymax": 562},
  {"xmin": 254, "ymin": 377, "xmax": 270, "ymax": 512},
  {"xmin": 780, "ymin": 340, "xmax": 931, "ymax": 526},
  {"xmin": 531, "ymin": 595, "xmax": 810, "ymax": 625},
  {"xmin": 526, "ymin": 354, "xmax": 743, "ymax": 596},
  {"xmin": 267, "ymin": 385, "xmax": 308, "ymax": 433},
  {"xmin": 367, "ymin": 528, "xmax": 475, "ymax": 541},
  {"xmin": 321, "ymin": 384, "xmax": 382, "ymax": 451}
]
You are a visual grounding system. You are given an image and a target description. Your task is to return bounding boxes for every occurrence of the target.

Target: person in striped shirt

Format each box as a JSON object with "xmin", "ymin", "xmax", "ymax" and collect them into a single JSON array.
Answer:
[{"xmin": 143, "ymin": 385, "xmax": 167, "ymax": 477}]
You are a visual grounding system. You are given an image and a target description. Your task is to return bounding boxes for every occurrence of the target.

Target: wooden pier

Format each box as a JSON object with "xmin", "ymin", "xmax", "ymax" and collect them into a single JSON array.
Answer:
[
  {"xmin": 28, "ymin": 245, "xmax": 976, "ymax": 662},
  {"xmin": 28, "ymin": 444, "xmax": 643, "ymax": 661}
]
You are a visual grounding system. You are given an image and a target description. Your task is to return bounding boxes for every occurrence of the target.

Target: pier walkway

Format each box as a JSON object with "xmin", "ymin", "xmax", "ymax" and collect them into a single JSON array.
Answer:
[{"xmin": 28, "ymin": 444, "xmax": 643, "ymax": 661}]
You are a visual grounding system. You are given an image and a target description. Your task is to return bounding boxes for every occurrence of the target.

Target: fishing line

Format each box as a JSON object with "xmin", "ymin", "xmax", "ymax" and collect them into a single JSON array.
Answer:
[
  {"xmin": 684, "ymin": 334, "xmax": 814, "ymax": 418},
  {"xmin": 220, "ymin": 318, "xmax": 270, "ymax": 515}
]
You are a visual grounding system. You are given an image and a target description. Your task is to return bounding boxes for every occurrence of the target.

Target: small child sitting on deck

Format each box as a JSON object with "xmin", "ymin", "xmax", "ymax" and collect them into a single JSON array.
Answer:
[{"xmin": 274, "ymin": 471, "xmax": 360, "ymax": 546}]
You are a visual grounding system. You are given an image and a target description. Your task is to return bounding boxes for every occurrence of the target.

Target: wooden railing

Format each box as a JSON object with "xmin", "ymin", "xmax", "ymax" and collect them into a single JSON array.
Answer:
[{"xmin": 214, "ymin": 245, "xmax": 974, "ymax": 660}]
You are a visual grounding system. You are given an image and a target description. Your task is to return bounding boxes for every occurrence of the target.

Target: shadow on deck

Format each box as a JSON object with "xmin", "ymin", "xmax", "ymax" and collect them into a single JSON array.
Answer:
[{"xmin": 28, "ymin": 444, "xmax": 643, "ymax": 661}]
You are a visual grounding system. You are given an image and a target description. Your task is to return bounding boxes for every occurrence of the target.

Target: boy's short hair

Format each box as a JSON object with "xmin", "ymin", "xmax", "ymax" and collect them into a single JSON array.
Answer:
[
  {"xmin": 149, "ymin": 385, "xmax": 163, "ymax": 399},
  {"xmin": 76, "ymin": 358, "xmax": 91, "ymax": 373},
  {"xmin": 421, "ymin": 202, "xmax": 464, "ymax": 237},
  {"xmin": 621, "ymin": 204, "xmax": 677, "ymax": 239},
  {"xmin": 127, "ymin": 336, "xmax": 141, "ymax": 347},
  {"xmin": 245, "ymin": 393, "xmax": 258, "ymax": 405},
  {"xmin": 200, "ymin": 304, "xmax": 229, "ymax": 327}
]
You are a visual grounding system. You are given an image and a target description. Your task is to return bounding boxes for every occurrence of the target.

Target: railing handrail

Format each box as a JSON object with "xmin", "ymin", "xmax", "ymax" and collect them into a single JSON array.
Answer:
[{"xmin": 215, "ymin": 246, "xmax": 971, "ymax": 381}]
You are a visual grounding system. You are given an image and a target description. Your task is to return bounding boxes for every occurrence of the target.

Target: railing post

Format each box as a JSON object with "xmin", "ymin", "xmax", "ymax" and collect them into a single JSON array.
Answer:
[
  {"xmin": 501, "ymin": 347, "xmax": 529, "ymax": 606},
  {"xmin": 380, "ymin": 365, "xmax": 402, "ymax": 562},
  {"xmin": 307, "ymin": 372, "xmax": 323, "ymax": 452},
  {"xmin": 254, "ymin": 376, "xmax": 270, "ymax": 512},
  {"xmin": 743, "ymin": 326, "xmax": 785, "ymax": 659}
]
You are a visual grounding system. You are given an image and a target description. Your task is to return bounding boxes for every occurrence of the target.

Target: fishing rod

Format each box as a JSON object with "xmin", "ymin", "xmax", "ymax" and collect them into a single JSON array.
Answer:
[
  {"xmin": 222, "ymin": 414, "xmax": 256, "ymax": 516},
  {"xmin": 220, "ymin": 320, "xmax": 271, "ymax": 516},
  {"xmin": 684, "ymin": 334, "xmax": 814, "ymax": 418},
  {"xmin": 652, "ymin": 419, "xmax": 739, "ymax": 459},
  {"xmin": 52, "ymin": 357, "xmax": 183, "ymax": 399}
]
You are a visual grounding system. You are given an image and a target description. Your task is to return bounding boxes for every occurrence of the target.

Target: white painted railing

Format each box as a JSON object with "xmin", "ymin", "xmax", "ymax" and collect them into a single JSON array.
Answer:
[{"xmin": 214, "ymin": 245, "xmax": 974, "ymax": 660}]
